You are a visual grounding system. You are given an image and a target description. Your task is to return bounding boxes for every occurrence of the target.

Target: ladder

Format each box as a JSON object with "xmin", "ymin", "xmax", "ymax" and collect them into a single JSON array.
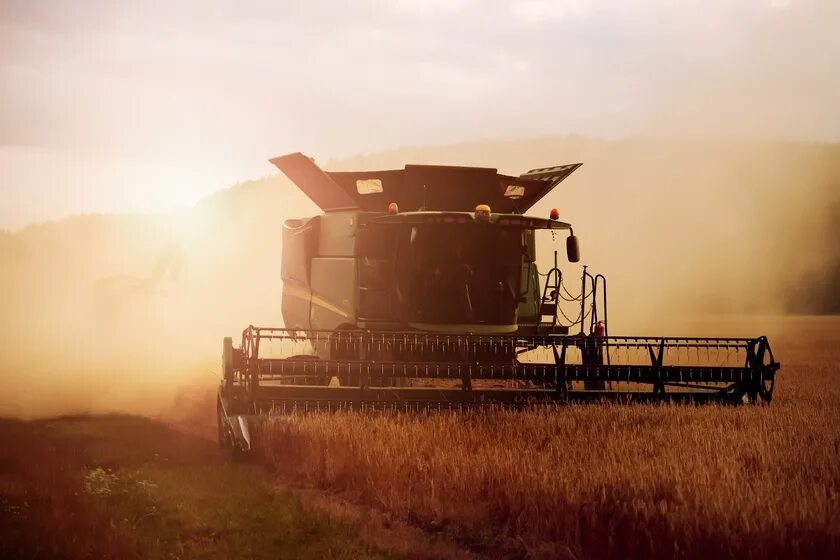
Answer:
[{"xmin": 538, "ymin": 251, "xmax": 562, "ymax": 331}]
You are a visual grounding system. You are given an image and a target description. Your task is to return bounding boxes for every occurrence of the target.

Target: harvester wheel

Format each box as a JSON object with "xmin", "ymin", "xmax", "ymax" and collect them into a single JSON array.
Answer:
[
  {"xmin": 222, "ymin": 337, "xmax": 234, "ymax": 390},
  {"xmin": 217, "ymin": 398, "xmax": 231, "ymax": 450}
]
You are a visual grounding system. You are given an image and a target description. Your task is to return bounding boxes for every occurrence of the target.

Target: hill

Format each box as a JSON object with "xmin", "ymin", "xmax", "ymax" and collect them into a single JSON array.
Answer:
[{"xmin": 1, "ymin": 136, "xmax": 838, "ymax": 418}]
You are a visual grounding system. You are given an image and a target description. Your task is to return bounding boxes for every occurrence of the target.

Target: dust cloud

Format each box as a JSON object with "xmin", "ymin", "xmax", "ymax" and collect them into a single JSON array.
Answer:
[
  {"xmin": 337, "ymin": 138, "xmax": 840, "ymax": 329},
  {"xmin": 0, "ymin": 177, "xmax": 317, "ymax": 418},
  {"xmin": 1, "ymin": 138, "xmax": 838, "ymax": 418}
]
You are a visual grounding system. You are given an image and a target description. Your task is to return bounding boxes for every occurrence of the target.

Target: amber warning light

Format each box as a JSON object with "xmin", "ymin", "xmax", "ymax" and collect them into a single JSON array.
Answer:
[
  {"xmin": 475, "ymin": 204, "xmax": 491, "ymax": 221},
  {"xmin": 549, "ymin": 208, "xmax": 559, "ymax": 220}
]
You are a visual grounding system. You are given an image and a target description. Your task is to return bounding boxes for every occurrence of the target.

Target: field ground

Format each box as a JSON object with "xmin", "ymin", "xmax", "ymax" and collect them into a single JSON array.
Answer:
[
  {"xmin": 0, "ymin": 415, "xmax": 400, "ymax": 560},
  {"xmin": 257, "ymin": 316, "xmax": 840, "ymax": 559},
  {"xmin": 1, "ymin": 316, "xmax": 838, "ymax": 559}
]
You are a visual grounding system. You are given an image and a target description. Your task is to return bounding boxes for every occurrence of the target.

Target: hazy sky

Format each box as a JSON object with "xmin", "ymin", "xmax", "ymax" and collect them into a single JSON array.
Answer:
[{"xmin": 1, "ymin": 0, "xmax": 838, "ymax": 229}]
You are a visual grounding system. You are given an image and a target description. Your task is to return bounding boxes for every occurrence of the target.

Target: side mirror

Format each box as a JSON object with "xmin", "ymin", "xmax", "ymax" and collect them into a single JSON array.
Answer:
[{"xmin": 566, "ymin": 234, "xmax": 580, "ymax": 263}]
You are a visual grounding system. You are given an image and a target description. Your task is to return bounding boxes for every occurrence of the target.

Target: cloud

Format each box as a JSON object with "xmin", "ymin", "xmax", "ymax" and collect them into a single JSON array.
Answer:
[
  {"xmin": 396, "ymin": 0, "xmax": 469, "ymax": 14},
  {"xmin": 0, "ymin": 0, "xmax": 838, "ymax": 227},
  {"xmin": 510, "ymin": 0, "xmax": 594, "ymax": 22}
]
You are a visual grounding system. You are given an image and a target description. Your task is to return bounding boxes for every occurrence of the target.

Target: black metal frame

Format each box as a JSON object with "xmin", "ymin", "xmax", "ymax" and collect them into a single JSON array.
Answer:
[{"xmin": 219, "ymin": 327, "xmax": 780, "ymax": 415}]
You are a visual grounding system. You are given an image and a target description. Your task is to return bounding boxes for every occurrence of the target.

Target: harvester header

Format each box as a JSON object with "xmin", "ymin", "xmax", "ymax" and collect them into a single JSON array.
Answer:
[{"xmin": 216, "ymin": 152, "xmax": 780, "ymax": 453}]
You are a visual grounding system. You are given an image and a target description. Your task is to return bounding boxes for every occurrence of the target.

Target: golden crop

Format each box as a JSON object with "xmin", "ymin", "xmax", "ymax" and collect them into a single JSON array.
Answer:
[{"xmin": 259, "ymin": 320, "xmax": 840, "ymax": 559}]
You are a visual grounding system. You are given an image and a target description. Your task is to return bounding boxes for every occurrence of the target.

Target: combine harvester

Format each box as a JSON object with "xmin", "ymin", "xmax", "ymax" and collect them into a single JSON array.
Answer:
[{"xmin": 218, "ymin": 153, "xmax": 780, "ymax": 451}]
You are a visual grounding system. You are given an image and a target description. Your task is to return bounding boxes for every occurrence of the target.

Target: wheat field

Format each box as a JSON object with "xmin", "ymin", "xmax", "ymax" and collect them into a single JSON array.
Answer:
[{"xmin": 258, "ymin": 317, "xmax": 840, "ymax": 559}]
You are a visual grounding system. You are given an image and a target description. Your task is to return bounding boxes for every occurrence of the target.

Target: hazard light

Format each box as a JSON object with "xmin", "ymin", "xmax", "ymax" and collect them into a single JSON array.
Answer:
[{"xmin": 475, "ymin": 204, "xmax": 491, "ymax": 221}]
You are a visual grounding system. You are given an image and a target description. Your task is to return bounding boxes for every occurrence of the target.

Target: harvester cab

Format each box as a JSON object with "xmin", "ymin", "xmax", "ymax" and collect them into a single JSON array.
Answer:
[
  {"xmin": 217, "ymin": 153, "xmax": 780, "ymax": 453},
  {"xmin": 274, "ymin": 153, "xmax": 584, "ymax": 338}
]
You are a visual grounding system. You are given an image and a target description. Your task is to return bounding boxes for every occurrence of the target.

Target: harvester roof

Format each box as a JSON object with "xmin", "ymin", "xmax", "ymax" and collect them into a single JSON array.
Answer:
[{"xmin": 270, "ymin": 152, "xmax": 582, "ymax": 214}]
